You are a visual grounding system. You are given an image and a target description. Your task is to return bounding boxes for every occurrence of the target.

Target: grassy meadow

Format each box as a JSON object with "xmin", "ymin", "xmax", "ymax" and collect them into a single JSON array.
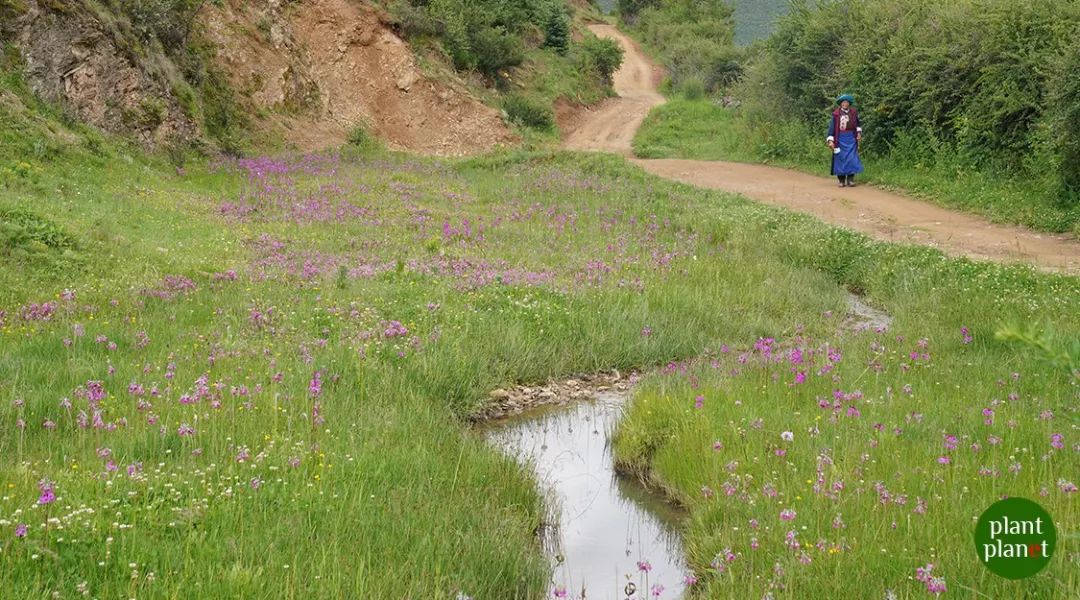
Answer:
[
  {"xmin": 2, "ymin": 135, "xmax": 1077, "ymax": 597},
  {"xmin": 1, "ymin": 51, "xmax": 1078, "ymax": 598},
  {"xmin": 614, "ymin": 276, "xmax": 1079, "ymax": 597}
]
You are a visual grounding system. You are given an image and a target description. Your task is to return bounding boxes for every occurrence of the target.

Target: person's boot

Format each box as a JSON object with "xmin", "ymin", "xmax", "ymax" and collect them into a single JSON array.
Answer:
[
  {"xmin": 838, "ymin": 176, "xmax": 847, "ymax": 187},
  {"xmin": 846, "ymin": 174, "xmax": 856, "ymax": 187}
]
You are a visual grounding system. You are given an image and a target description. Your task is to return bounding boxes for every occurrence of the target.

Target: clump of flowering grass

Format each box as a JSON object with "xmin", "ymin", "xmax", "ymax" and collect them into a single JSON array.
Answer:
[{"xmin": 614, "ymin": 316, "xmax": 1078, "ymax": 597}]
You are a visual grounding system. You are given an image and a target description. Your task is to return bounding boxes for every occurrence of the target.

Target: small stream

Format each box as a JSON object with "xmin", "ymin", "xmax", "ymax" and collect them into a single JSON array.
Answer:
[
  {"xmin": 482, "ymin": 391, "xmax": 688, "ymax": 600},
  {"xmin": 479, "ymin": 294, "xmax": 890, "ymax": 598}
]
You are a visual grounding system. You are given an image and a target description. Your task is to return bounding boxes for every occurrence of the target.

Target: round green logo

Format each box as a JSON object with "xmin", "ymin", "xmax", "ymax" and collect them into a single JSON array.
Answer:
[{"xmin": 974, "ymin": 497, "xmax": 1056, "ymax": 579}]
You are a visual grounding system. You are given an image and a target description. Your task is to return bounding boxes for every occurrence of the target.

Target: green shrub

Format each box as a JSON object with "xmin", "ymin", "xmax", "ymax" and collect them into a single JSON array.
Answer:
[
  {"xmin": 472, "ymin": 26, "xmax": 525, "ymax": 76},
  {"xmin": 437, "ymin": 6, "xmax": 474, "ymax": 70},
  {"xmin": 626, "ymin": 0, "xmax": 737, "ymax": 92},
  {"xmin": 347, "ymin": 125, "xmax": 369, "ymax": 147},
  {"xmin": 412, "ymin": 0, "xmax": 554, "ymax": 76},
  {"xmin": 678, "ymin": 77, "xmax": 705, "ymax": 100},
  {"xmin": 1050, "ymin": 36, "xmax": 1080, "ymax": 207},
  {"xmin": 118, "ymin": 0, "xmax": 205, "ymax": 50},
  {"xmin": 125, "ymin": 97, "xmax": 167, "ymax": 130},
  {"xmin": 1, "ymin": 159, "xmax": 41, "ymax": 181},
  {"xmin": 616, "ymin": 0, "xmax": 658, "ymax": 24},
  {"xmin": 162, "ymin": 135, "xmax": 194, "ymax": 168},
  {"xmin": 578, "ymin": 35, "xmax": 623, "ymax": 86},
  {"xmin": 199, "ymin": 67, "xmax": 245, "ymax": 155},
  {"xmin": 386, "ymin": 0, "xmax": 442, "ymax": 39},
  {"xmin": 503, "ymin": 95, "xmax": 554, "ymax": 130},
  {"xmin": 664, "ymin": 37, "xmax": 742, "ymax": 92},
  {"xmin": 0, "ymin": 207, "xmax": 76, "ymax": 252},
  {"xmin": 345, "ymin": 123, "xmax": 385, "ymax": 153}
]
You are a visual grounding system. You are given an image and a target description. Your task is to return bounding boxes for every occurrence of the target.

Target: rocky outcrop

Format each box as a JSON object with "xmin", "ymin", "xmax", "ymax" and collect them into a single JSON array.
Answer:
[
  {"xmin": 6, "ymin": 1, "xmax": 197, "ymax": 147},
  {"xmin": 474, "ymin": 371, "xmax": 634, "ymax": 421}
]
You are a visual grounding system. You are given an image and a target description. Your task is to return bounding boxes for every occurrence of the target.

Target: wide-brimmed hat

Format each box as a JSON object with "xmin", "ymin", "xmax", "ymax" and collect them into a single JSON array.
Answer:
[{"xmin": 836, "ymin": 94, "xmax": 855, "ymax": 105}]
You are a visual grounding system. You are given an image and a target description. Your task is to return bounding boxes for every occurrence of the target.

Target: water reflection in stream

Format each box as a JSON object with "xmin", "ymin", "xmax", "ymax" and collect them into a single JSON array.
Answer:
[{"xmin": 482, "ymin": 392, "xmax": 687, "ymax": 600}]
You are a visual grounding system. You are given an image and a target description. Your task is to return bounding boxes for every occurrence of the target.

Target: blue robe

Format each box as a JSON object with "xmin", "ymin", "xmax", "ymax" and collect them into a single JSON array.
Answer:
[{"xmin": 828, "ymin": 109, "xmax": 863, "ymax": 176}]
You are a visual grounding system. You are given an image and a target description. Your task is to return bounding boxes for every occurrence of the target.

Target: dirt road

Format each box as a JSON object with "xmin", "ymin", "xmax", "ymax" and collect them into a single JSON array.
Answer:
[
  {"xmin": 562, "ymin": 25, "xmax": 665, "ymax": 153},
  {"xmin": 565, "ymin": 25, "xmax": 1080, "ymax": 275}
]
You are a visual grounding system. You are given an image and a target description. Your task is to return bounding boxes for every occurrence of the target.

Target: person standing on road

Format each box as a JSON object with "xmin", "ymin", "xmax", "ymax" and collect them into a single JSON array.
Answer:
[{"xmin": 827, "ymin": 94, "xmax": 863, "ymax": 187}]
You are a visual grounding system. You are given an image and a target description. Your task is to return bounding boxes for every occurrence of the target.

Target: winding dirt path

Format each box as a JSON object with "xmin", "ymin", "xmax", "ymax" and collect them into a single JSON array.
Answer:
[
  {"xmin": 562, "ymin": 25, "xmax": 665, "ymax": 154},
  {"xmin": 565, "ymin": 25, "xmax": 1080, "ymax": 275}
]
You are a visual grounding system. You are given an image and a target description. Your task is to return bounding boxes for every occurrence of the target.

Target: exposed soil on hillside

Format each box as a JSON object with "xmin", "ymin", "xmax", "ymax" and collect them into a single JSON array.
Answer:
[
  {"xmin": 563, "ymin": 25, "xmax": 1080, "ymax": 275},
  {"xmin": 200, "ymin": 0, "xmax": 515, "ymax": 156},
  {"xmin": 6, "ymin": 0, "xmax": 513, "ymax": 155}
]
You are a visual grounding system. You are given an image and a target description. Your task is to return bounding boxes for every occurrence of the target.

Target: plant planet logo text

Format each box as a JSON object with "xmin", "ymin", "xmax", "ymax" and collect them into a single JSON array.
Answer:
[
  {"xmin": 974, "ymin": 497, "xmax": 1056, "ymax": 579},
  {"xmin": 982, "ymin": 516, "xmax": 1049, "ymax": 560}
]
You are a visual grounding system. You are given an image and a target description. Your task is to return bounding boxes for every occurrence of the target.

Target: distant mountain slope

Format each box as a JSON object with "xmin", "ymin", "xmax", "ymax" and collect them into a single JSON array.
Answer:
[{"xmin": 731, "ymin": 0, "xmax": 789, "ymax": 45}]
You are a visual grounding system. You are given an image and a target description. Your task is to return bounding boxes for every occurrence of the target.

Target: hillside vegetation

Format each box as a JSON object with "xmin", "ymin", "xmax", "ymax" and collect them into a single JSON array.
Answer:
[
  {"xmin": 618, "ymin": 0, "xmax": 741, "ymax": 95},
  {"xmin": 383, "ymin": 0, "xmax": 624, "ymax": 125},
  {"xmin": 630, "ymin": 0, "xmax": 1080, "ymax": 233},
  {"xmin": 0, "ymin": 0, "xmax": 622, "ymax": 155}
]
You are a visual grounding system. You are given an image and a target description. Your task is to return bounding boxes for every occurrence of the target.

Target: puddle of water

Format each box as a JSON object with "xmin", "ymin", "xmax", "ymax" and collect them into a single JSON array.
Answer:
[{"xmin": 481, "ymin": 391, "xmax": 687, "ymax": 600}]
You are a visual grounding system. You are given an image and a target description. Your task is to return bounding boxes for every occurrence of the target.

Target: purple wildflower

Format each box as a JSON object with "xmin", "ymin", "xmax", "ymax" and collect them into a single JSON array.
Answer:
[{"xmin": 37, "ymin": 479, "xmax": 55, "ymax": 505}]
